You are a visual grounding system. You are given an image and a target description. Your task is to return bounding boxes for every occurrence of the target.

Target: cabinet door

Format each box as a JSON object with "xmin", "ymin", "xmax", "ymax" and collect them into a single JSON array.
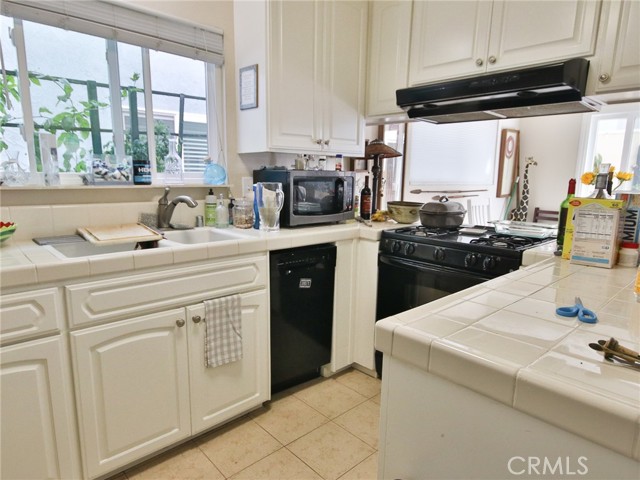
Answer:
[
  {"xmin": 487, "ymin": 0, "xmax": 601, "ymax": 72},
  {"xmin": 322, "ymin": 0, "xmax": 367, "ymax": 155},
  {"xmin": 187, "ymin": 290, "xmax": 269, "ymax": 434},
  {"xmin": 592, "ymin": 0, "xmax": 640, "ymax": 93},
  {"xmin": 1, "ymin": 336, "xmax": 81, "ymax": 480},
  {"xmin": 409, "ymin": 0, "xmax": 492, "ymax": 85},
  {"xmin": 366, "ymin": 1, "xmax": 412, "ymax": 118},
  {"xmin": 268, "ymin": 0, "xmax": 321, "ymax": 151},
  {"xmin": 70, "ymin": 309, "xmax": 190, "ymax": 479}
]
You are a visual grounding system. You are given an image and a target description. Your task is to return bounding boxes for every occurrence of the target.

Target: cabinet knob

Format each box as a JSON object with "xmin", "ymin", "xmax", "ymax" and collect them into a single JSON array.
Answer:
[
  {"xmin": 323, "ymin": 139, "xmax": 330, "ymax": 146},
  {"xmin": 475, "ymin": 58, "xmax": 483, "ymax": 67},
  {"xmin": 599, "ymin": 73, "xmax": 610, "ymax": 83},
  {"xmin": 192, "ymin": 315, "xmax": 202, "ymax": 324},
  {"xmin": 176, "ymin": 319, "xmax": 185, "ymax": 328},
  {"xmin": 488, "ymin": 55, "xmax": 496, "ymax": 64},
  {"xmin": 315, "ymin": 139, "xmax": 323, "ymax": 145}
]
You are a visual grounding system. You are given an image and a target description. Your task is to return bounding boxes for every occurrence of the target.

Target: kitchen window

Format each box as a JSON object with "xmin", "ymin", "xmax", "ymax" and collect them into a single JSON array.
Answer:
[
  {"xmin": 0, "ymin": 0, "xmax": 224, "ymax": 184},
  {"xmin": 576, "ymin": 104, "xmax": 640, "ymax": 196}
]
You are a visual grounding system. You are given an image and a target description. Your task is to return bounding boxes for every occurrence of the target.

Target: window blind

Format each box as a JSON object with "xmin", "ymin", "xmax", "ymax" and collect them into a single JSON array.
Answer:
[{"xmin": 1, "ymin": 0, "xmax": 224, "ymax": 65}]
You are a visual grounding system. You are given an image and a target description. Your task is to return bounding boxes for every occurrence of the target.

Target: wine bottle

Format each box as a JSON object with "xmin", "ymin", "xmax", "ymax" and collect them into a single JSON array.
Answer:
[
  {"xmin": 360, "ymin": 175, "xmax": 372, "ymax": 220},
  {"xmin": 557, "ymin": 178, "xmax": 576, "ymax": 252}
]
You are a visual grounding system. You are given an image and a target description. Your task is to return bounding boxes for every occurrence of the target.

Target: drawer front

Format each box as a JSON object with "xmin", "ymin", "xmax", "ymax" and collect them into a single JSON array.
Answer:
[
  {"xmin": 0, "ymin": 288, "xmax": 63, "ymax": 345},
  {"xmin": 66, "ymin": 255, "xmax": 267, "ymax": 327}
]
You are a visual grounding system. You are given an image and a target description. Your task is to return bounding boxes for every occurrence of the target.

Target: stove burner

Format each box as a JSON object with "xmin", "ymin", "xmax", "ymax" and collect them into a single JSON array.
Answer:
[
  {"xmin": 470, "ymin": 234, "xmax": 535, "ymax": 250},
  {"xmin": 397, "ymin": 226, "xmax": 459, "ymax": 238}
]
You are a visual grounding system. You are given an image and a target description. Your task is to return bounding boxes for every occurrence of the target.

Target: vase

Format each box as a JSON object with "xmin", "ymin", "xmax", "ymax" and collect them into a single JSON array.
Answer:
[{"xmin": 164, "ymin": 137, "xmax": 183, "ymax": 184}]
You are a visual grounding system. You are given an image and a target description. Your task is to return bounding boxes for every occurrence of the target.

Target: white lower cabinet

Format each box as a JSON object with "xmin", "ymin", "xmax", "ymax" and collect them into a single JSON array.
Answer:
[
  {"xmin": 0, "ymin": 336, "xmax": 81, "ymax": 480},
  {"xmin": 70, "ymin": 290, "xmax": 269, "ymax": 479}
]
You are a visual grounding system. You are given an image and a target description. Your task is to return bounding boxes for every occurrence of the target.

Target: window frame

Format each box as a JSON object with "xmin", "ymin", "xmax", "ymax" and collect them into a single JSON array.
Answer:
[
  {"xmin": 1, "ymin": 2, "xmax": 226, "ymax": 186},
  {"xmin": 575, "ymin": 104, "xmax": 640, "ymax": 196}
]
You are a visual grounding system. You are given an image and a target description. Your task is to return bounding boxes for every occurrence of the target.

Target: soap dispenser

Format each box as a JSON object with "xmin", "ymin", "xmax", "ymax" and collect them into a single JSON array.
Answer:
[{"xmin": 205, "ymin": 189, "xmax": 217, "ymax": 226}]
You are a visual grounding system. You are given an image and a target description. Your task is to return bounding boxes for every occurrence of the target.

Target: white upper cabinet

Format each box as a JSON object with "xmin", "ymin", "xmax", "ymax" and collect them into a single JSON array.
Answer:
[
  {"xmin": 409, "ymin": 0, "xmax": 601, "ymax": 86},
  {"xmin": 235, "ymin": 0, "xmax": 367, "ymax": 155},
  {"xmin": 366, "ymin": 1, "xmax": 413, "ymax": 119},
  {"xmin": 590, "ymin": 0, "xmax": 640, "ymax": 94}
]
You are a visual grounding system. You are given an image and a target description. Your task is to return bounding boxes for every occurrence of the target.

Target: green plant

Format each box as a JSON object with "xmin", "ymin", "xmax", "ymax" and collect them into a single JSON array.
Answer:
[{"xmin": 102, "ymin": 120, "xmax": 172, "ymax": 172}]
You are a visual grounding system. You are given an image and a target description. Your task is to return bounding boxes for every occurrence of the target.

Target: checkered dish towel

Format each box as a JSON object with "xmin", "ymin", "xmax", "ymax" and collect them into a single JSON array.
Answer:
[{"xmin": 204, "ymin": 294, "xmax": 243, "ymax": 368}]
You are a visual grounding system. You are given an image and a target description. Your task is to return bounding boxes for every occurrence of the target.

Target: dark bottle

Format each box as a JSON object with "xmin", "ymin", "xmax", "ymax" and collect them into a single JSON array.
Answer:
[
  {"xmin": 360, "ymin": 175, "xmax": 372, "ymax": 220},
  {"xmin": 133, "ymin": 159, "xmax": 151, "ymax": 185},
  {"xmin": 228, "ymin": 197, "xmax": 235, "ymax": 225},
  {"xmin": 557, "ymin": 178, "xmax": 576, "ymax": 251}
]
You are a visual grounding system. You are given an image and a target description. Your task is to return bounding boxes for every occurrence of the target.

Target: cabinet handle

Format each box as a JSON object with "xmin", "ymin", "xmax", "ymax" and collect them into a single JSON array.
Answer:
[
  {"xmin": 315, "ymin": 139, "xmax": 323, "ymax": 145},
  {"xmin": 475, "ymin": 58, "xmax": 483, "ymax": 67},
  {"xmin": 323, "ymin": 139, "xmax": 330, "ymax": 146},
  {"xmin": 192, "ymin": 315, "xmax": 202, "ymax": 324},
  {"xmin": 176, "ymin": 319, "xmax": 185, "ymax": 327},
  {"xmin": 488, "ymin": 55, "xmax": 496, "ymax": 64},
  {"xmin": 599, "ymin": 73, "xmax": 610, "ymax": 83}
]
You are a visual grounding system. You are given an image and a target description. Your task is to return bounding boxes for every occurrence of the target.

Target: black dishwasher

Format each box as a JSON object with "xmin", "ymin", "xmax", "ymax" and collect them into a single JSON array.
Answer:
[{"xmin": 269, "ymin": 244, "xmax": 336, "ymax": 393}]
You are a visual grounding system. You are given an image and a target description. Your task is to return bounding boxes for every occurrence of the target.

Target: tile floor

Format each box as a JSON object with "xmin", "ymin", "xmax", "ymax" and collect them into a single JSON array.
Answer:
[{"xmin": 109, "ymin": 368, "xmax": 381, "ymax": 480}]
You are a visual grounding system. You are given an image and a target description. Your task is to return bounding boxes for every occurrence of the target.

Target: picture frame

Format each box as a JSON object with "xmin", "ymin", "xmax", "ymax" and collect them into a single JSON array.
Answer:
[
  {"xmin": 239, "ymin": 64, "xmax": 258, "ymax": 110},
  {"xmin": 496, "ymin": 128, "xmax": 519, "ymax": 198}
]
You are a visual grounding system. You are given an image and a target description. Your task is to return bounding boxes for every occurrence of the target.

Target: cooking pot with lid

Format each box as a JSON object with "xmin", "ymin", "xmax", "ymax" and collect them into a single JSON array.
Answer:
[{"xmin": 419, "ymin": 196, "xmax": 467, "ymax": 227}]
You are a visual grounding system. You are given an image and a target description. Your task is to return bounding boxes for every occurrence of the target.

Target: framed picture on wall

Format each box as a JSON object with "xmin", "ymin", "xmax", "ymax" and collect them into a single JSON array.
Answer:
[{"xmin": 496, "ymin": 129, "xmax": 519, "ymax": 198}]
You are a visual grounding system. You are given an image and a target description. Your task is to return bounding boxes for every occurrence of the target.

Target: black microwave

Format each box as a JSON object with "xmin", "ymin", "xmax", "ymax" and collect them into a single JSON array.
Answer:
[{"xmin": 253, "ymin": 168, "xmax": 355, "ymax": 227}]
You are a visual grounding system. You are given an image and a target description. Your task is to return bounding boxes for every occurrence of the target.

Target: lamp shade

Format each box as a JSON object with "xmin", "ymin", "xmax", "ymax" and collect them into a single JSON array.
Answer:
[{"xmin": 365, "ymin": 139, "xmax": 401, "ymax": 158}]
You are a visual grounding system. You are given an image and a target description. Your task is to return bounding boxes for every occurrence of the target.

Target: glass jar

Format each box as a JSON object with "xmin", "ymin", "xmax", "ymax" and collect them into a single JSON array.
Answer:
[{"xmin": 232, "ymin": 197, "xmax": 255, "ymax": 229}]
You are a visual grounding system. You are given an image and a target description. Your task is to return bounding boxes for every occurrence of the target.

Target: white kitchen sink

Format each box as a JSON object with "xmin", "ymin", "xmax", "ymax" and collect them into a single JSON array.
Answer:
[
  {"xmin": 161, "ymin": 228, "xmax": 245, "ymax": 244},
  {"xmin": 46, "ymin": 241, "xmax": 164, "ymax": 258}
]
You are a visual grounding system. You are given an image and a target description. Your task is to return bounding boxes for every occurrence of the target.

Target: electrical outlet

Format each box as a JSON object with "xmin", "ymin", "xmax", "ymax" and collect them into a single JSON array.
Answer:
[{"xmin": 241, "ymin": 177, "xmax": 253, "ymax": 197}]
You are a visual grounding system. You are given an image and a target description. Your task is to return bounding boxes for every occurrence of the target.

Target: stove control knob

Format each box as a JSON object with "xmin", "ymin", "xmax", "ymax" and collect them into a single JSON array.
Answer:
[
  {"xmin": 482, "ymin": 256, "xmax": 497, "ymax": 271},
  {"xmin": 405, "ymin": 243, "xmax": 416, "ymax": 255},
  {"xmin": 434, "ymin": 247, "xmax": 446, "ymax": 261},
  {"xmin": 464, "ymin": 253, "xmax": 478, "ymax": 267},
  {"xmin": 392, "ymin": 241, "xmax": 402, "ymax": 253}
]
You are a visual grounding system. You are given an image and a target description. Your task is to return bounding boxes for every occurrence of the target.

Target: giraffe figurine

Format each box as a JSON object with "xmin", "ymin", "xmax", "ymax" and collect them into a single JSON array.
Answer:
[{"xmin": 510, "ymin": 157, "xmax": 537, "ymax": 221}]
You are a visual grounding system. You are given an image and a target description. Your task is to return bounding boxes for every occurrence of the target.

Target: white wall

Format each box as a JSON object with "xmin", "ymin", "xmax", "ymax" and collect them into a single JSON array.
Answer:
[{"xmin": 517, "ymin": 114, "xmax": 583, "ymax": 221}]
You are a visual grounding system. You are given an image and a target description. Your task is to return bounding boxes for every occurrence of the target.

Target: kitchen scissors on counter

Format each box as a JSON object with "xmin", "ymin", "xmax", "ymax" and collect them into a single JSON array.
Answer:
[{"xmin": 555, "ymin": 296, "xmax": 598, "ymax": 324}]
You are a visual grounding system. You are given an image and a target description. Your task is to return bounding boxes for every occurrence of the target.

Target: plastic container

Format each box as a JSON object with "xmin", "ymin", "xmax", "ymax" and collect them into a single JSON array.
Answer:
[
  {"xmin": 618, "ymin": 242, "xmax": 639, "ymax": 267},
  {"xmin": 232, "ymin": 198, "xmax": 254, "ymax": 229},
  {"xmin": 204, "ymin": 189, "xmax": 216, "ymax": 227}
]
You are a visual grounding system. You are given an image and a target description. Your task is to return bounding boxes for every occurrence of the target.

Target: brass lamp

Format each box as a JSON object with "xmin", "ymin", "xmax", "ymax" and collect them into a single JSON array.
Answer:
[{"xmin": 364, "ymin": 139, "xmax": 401, "ymax": 213}]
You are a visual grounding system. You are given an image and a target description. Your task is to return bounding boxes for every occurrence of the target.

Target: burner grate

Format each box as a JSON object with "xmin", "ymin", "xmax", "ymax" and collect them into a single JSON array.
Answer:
[{"xmin": 470, "ymin": 234, "xmax": 535, "ymax": 250}]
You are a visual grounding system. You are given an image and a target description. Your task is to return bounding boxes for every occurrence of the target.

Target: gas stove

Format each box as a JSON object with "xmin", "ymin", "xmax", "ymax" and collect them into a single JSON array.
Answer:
[{"xmin": 380, "ymin": 225, "xmax": 555, "ymax": 277}]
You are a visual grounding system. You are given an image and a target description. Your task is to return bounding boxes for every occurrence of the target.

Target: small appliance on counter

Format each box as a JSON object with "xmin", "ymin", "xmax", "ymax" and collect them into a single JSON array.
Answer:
[{"xmin": 253, "ymin": 167, "xmax": 355, "ymax": 227}]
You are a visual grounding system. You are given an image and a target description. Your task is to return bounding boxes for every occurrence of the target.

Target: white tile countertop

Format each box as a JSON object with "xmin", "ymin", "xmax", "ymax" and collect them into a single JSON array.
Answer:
[
  {"xmin": 0, "ymin": 220, "xmax": 397, "ymax": 289},
  {"xmin": 375, "ymin": 257, "xmax": 640, "ymax": 460}
]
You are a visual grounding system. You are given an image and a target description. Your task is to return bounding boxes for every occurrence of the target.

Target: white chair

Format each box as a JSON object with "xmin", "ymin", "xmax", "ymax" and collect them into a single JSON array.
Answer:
[{"xmin": 466, "ymin": 198, "xmax": 491, "ymax": 226}]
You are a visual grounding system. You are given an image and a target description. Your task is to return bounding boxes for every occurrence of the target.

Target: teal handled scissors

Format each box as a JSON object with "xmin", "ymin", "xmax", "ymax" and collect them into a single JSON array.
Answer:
[{"xmin": 556, "ymin": 296, "xmax": 598, "ymax": 324}]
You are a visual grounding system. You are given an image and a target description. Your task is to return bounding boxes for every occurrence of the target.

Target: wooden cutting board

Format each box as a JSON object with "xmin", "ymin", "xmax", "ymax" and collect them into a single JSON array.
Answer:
[{"xmin": 78, "ymin": 223, "xmax": 162, "ymax": 245}]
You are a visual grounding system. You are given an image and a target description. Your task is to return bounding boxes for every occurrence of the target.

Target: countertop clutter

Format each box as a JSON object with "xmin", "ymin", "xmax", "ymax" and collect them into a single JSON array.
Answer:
[{"xmin": 375, "ymin": 255, "xmax": 639, "ymax": 463}]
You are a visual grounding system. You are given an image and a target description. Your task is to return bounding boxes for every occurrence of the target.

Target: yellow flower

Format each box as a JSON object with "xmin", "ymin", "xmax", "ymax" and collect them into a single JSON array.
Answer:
[
  {"xmin": 581, "ymin": 172, "xmax": 596, "ymax": 185},
  {"xmin": 616, "ymin": 171, "xmax": 633, "ymax": 182}
]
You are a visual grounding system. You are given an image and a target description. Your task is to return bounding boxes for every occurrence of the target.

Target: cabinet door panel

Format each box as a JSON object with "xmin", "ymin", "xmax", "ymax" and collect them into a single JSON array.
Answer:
[
  {"xmin": 366, "ymin": 1, "xmax": 412, "ymax": 117},
  {"xmin": 323, "ymin": 0, "xmax": 367, "ymax": 154},
  {"xmin": 188, "ymin": 290, "xmax": 269, "ymax": 434},
  {"xmin": 593, "ymin": 0, "xmax": 640, "ymax": 93},
  {"xmin": 1, "ymin": 336, "xmax": 80, "ymax": 480},
  {"xmin": 71, "ymin": 309, "xmax": 190, "ymax": 479},
  {"xmin": 0, "ymin": 288, "xmax": 62, "ymax": 345},
  {"xmin": 487, "ymin": 0, "xmax": 600, "ymax": 71},
  {"xmin": 269, "ymin": 0, "xmax": 320, "ymax": 150},
  {"xmin": 409, "ymin": 0, "xmax": 492, "ymax": 85}
]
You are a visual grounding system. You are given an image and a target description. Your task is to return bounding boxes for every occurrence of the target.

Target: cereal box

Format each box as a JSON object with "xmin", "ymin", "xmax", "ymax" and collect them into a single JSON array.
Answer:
[{"xmin": 561, "ymin": 198, "xmax": 625, "ymax": 268}]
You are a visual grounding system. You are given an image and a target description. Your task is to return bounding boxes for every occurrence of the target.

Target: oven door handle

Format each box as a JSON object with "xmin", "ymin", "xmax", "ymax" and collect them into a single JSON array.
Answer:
[{"xmin": 378, "ymin": 254, "xmax": 493, "ymax": 281}]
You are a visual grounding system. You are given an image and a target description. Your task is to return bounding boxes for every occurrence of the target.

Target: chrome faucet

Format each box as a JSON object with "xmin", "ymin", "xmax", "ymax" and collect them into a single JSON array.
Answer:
[{"xmin": 157, "ymin": 187, "xmax": 198, "ymax": 228}]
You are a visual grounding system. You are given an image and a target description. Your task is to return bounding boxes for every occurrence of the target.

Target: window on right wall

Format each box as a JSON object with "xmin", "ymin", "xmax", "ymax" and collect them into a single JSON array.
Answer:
[{"xmin": 576, "ymin": 104, "xmax": 640, "ymax": 197}]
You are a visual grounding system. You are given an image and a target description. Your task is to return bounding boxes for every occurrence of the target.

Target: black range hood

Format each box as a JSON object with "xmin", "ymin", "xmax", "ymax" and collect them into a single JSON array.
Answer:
[{"xmin": 396, "ymin": 58, "xmax": 601, "ymax": 124}]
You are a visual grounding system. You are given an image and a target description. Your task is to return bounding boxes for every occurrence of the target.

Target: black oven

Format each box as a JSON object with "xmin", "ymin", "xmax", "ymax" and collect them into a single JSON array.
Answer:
[
  {"xmin": 253, "ymin": 168, "xmax": 355, "ymax": 227},
  {"xmin": 374, "ymin": 226, "xmax": 554, "ymax": 377}
]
